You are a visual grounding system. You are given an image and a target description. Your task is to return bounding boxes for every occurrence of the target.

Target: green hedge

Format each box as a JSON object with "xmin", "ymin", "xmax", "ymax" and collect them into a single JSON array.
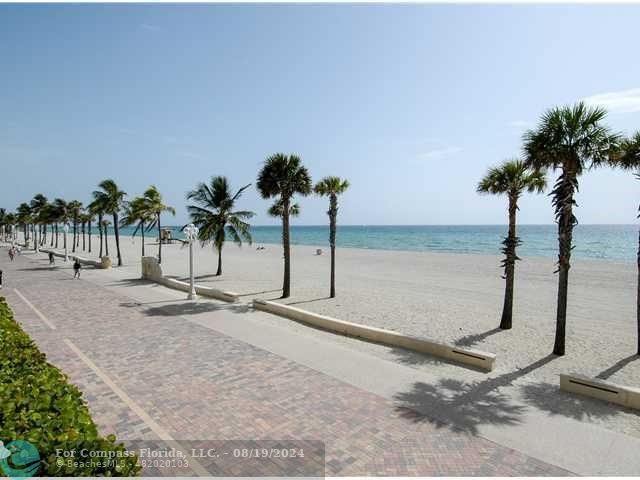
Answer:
[{"xmin": 0, "ymin": 298, "xmax": 140, "ymax": 476}]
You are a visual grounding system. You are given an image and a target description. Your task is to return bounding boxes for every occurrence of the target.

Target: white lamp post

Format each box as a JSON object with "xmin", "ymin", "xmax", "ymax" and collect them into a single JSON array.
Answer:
[
  {"xmin": 63, "ymin": 224, "xmax": 69, "ymax": 262},
  {"xmin": 184, "ymin": 223, "xmax": 199, "ymax": 300}
]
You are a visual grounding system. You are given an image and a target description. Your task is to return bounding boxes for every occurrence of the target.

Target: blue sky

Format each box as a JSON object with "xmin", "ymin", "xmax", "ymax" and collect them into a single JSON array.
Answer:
[{"xmin": 1, "ymin": 4, "xmax": 639, "ymax": 226}]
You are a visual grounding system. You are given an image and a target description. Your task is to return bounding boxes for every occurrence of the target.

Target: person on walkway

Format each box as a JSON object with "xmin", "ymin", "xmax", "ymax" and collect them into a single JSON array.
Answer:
[
  {"xmin": 49, "ymin": 251, "xmax": 55, "ymax": 264},
  {"xmin": 73, "ymin": 258, "xmax": 81, "ymax": 279},
  {"xmin": 8, "ymin": 248, "xmax": 14, "ymax": 262},
  {"xmin": 0, "ymin": 269, "xmax": 3, "ymax": 289}
]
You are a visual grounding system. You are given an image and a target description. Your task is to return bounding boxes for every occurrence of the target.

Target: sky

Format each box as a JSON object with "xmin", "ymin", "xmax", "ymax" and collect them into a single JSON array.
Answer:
[{"xmin": 1, "ymin": 4, "xmax": 639, "ymax": 226}]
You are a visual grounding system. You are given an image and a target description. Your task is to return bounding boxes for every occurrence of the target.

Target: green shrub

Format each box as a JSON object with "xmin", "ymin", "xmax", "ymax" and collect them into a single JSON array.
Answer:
[{"xmin": 0, "ymin": 298, "xmax": 140, "ymax": 476}]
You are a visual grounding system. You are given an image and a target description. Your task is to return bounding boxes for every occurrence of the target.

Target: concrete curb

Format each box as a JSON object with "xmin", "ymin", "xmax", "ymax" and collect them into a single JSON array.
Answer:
[
  {"xmin": 40, "ymin": 248, "xmax": 110, "ymax": 269},
  {"xmin": 140, "ymin": 256, "xmax": 239, "ymax": 303},
  {"xmin": 252, "ymin": 299, "xmax": 496, "ymax": 371},
  {"xmin": 560, "ymin": 374, "xmax": 640, "ymax": 410}
]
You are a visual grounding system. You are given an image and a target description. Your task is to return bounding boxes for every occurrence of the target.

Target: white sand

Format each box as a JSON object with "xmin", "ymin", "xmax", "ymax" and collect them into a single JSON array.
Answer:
[{"xmin": 36, "ymin": 230, "xmax": 640, "ymax": 436}]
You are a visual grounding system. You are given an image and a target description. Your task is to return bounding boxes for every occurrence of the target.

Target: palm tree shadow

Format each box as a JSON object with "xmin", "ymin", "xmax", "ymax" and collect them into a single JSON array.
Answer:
[
  {"xmin": 520, "ymin": 382, "xmax": 635, "ymax": 421},
  {"xmin": 393, "ymin": 354, "xmax": 557, "ymax": 435},
  {"xmin": 285, "ymin": 297, "xmax": 331, "ymax": 306},
  {"xmin": 389, "ymin": 346, "xmax": 488, "ymax": 372},
  {"xmin": 454, "ymin": 327, "xmax": 503, "ymax": 348},
  {"xmin": 141, "ymin": 301, "xmax": 249, "ymax": 317},
  {"xmin": 236, "ymin": 289, "xmax": 282, "ymax": 297},
  {"xmin": 596, "ymin": 354, "xmax": 639, "ymax": 380}
]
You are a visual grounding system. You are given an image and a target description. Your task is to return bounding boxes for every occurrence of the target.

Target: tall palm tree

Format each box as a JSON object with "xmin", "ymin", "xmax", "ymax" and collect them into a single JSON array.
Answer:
[
  {"xmin": 187, "ymin": 176, "xmax": 253, "ymax": 276},
  {"xmin": 612, "ymin": 132, "xmax": 640, "ymax": 355},
  {"xmin": 142, "ymin": 186, "xmax": 175, "ymax": 264},
  {"xmin": 4, "ymin": 212, "xmax": 16, "ymax": 241},
  {"xmin": 477, "ymin": 159, "xmax": 546, "ymax": 330},
  {"xmin": 524, "ymin": 102, "xmax": 620, "ymax": 355},
  {"xmin": 314, "ymin": 176, "xmax": 350, "ymax": 298},
  {"xmin": 0, "ymin": 208, "xmax": 6, "ymax": 240},
  {"xmin": 67, "ymin": 201, "xmax": 83, "ymax": 253},
  {"xmin": 93, "ymin": 179, "xmax": 126, "ymax": 266},
  {"xmin": 101, "ymin": 218, "xmax": 111, "ymax": 257},
  {"xmin": 30, "ymin": 194, "xmax": 48, "ymax": 250},
  {"xmin": 51, "ymin": 199, "xmax": 68, "ymax": 249},
  {"xmin": 16, "ymin": 203, "xmax": 32, "ymax": 243},
  {"xmin": 257, "ymin": 153, "xmax": 312, "ymax": 298},
  {"xmin": 88, "ymin": 196, "xmax": 107, "ymax": 258},
  {"xmin": 121, "ymin": 196, "xmax": 153, "ymax": 257}
]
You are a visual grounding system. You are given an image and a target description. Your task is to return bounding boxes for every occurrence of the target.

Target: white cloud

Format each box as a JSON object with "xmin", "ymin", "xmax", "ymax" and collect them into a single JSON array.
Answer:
[
  {"xmin": 583, "ymin": 88, "xmax": 640, "ymax": 113},
  {"xmin": 418, "ymin": 146, "xmax": 462, "ymax": 161}
]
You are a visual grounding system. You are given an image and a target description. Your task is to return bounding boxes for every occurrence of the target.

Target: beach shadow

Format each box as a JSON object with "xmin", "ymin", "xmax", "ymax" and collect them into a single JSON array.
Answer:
[
  {"xmin": 454, "ymin": 327, "xmax": 503, "ymax": 348},
  {"xmin": 393, "ymin": 354, "xmax": 557, "ymax": 435},
  {"xmin": 285, "ymin": 297, "xmax": 331, "ymax": 306},
  {"xmin": 519, "ymin": 382, "xmax": 634, "ymax": 421},
  {"xmin": 236, "ymin": 289, "xmax": 282, "ymax": 297},
  {"xmin": 388, "ymin": 346, "xmax": 488, "ymax": 372},
  {"xmin": 596, "ymin": 354, "xmax": 639, "ymax": 380},
  {"xmin": 16, "ymin": 266, "xmax": 59, "ymax": 271},
  {"xmin": 142, "ymin": 302, "xmax": 249, "ymax": 317},
  {"xmin": 107, "ymin": 277, "xmax": 156, "ymax": 287}
]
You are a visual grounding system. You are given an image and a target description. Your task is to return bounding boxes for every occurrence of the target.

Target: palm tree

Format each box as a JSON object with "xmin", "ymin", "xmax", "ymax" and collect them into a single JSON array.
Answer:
[
  {"xmin": 142, "ymin": 186, "xmax": 175, "ymax": 264},
  {"xmin": 88, "ymin": 196, "xmax": 106, "ymax": 258},
  {"xmin": 93, "ymin": 180, "xmax": 126, "ymax": 266},
  {"xmin": 0, "ymin": 208, "xmax": 6, "ymax": 240},
  {"xmin": 612, "ymin": 132, "xmax": 640, "ymax": 355},
  {"xmin": 30, "ymin": 194, "xmax": 48, "ymax": 250},
  {"xmin": 524, "ymin": 102, "xmax": 620, "ymax": 355},
  {"xmin": 67, "ymin": 201, "xmax": 83, "ymax": 253},
  {"xmin": 16, "ymin": 203, "xmax": 32, "ymax": 244},
  {"xmin": 477, "ymin": 159, "xmax": 546, "ymax": 330},
  {"xmin": 101, "ymin": 218, "xmax": 111, "ymax": 257},
  {"xmin": 4, "ymin": 212, "xmax": 16, "ymax": 241},
  {"xmin": 51, "ymin": 199, "xmax": 68, "ymax": 249},
  {"xmin": 314, "ymin": 176, "xmax": 350, "ymax": 298},
  {"xmin": 121, "ymin": 196, "xmax": 153, "ymax": 257},
  {"xmin": 187, "ymin": 176, "xmax": 253, "ymax": 276},
  {"xmin": 257, "ymin": 153, "xmax": 312, "ymax": 298}
]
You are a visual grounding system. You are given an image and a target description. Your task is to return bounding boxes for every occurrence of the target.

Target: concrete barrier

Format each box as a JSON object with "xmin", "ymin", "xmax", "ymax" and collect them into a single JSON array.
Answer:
[
  {"xmin": 141, "ymin": 256, "xmax": 239, "ymax": 303},
  {"xmin": 560, "ymin": 374, "xmax": 640, "ymax": 410},
  {"xmin": 252, "ymin": 299, "xmax": 496, "ymax": 371},
  {"xmin": 40, "ymin": 248, "xmax": 111, "ymax": 269}
]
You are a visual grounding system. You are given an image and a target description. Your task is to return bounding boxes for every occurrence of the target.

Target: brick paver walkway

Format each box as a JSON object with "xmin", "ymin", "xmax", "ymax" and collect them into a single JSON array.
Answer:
[{"xmin": 0, "ymin": 252, "xmax": 571, "ymax": 476}]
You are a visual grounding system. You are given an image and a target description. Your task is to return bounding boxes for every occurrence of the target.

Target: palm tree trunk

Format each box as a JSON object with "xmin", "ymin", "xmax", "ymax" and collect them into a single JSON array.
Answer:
[
  {"xmin": 50, "ymin": 225, "xmax": 54, "ymax": 247},
  {"xmin": 282, "ymin": 198, "xmax": 291, "ymax": 298},
  {"xmin": 82, "ymin": 222, "xmax": 86, "ymax": 251},
  {"xmin": 329, "ymin": 194, "xmax": 338, "ymax": 298},
  {"xmin": 553, "ymin": 171, "xmax": 576, "ymax": 356},
  {"xmin": 113, "ymin": 213, "xmax": 122, "ymax": 266},
  {"xmin": 141, "ymin": 221, "xmax": 145, "ymax": 257},
  {"xmin": 216, "ymin": 247, "xmax": 222, "ymax": 276},
  {"xmin": 104, "ymin": 224, "xmax": 109, "ymax": 257},
  {"xmin": 88, "ymin": 220, "xmax": 92, "ymax": 253},
  {"xmin": 72, "ymin": 221, "xmax": 77, "ymax": 253},
  {"xmin": 55, "ymin": 224, "xmax": 59, "ymax": 248},
  {"xmin": 500, "ymin": 196, "xmax": 518, "ymax": 329},
  {"xmin": 98, "ymin": 215, "xmax": 103, "ymax": 257},
  {"xmin": 157, "ymin": 214, "xmax": 162, "ymax": 264}
]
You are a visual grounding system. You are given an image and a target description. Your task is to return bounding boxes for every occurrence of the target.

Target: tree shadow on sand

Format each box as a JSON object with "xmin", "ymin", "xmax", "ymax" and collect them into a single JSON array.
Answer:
[
  {"xmin": 393, "ymin": 354, "xmax": 557, "ymax": 435},
  {"xmin": 596, "ymin": 354, "xmax": 639, "ymax": 380},
  {"xmin": 454, "ymin": 327, "xmax": 503, "ymax": 348},
  {"xmin": 519, "ymin": 382, "xmax": 635, "ymax": 421}
]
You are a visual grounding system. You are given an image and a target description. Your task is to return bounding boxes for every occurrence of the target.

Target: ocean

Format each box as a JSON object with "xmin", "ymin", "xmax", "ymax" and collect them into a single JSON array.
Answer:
[{"xmin": 118, "ymin": 224, "xmax": 638, "ymax": 263}]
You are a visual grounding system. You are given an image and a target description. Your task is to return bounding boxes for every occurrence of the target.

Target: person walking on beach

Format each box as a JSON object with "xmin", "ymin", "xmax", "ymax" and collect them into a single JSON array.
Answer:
[
  {"xmin": 73, "ymin": 258, "xmax": 81, "ymax": 279},
  {"xmin": 48, "ymin": 251, "xmax": 55, "ymax": 264}
]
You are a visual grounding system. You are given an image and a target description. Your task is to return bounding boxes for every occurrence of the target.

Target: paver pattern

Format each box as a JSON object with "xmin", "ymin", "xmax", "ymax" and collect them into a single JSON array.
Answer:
[{"xmin": 0, "ymin": 251, "xmax": 571, "ymax": 476}]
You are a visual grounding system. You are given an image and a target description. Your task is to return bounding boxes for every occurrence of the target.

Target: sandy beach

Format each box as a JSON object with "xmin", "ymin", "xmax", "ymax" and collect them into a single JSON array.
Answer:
[{"xmin": 26, "ymin": 230, "xmax": 640, "ymax": 436}]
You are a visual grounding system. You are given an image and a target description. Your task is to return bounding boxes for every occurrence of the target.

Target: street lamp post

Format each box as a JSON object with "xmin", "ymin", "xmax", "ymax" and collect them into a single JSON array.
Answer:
[
  {"xmin": 63, "ymin": 224, "xmax": 69, "ymax": 262},
  {"xmin": 184, "ymin": 223, "xmax": 199, "ymax": 300}
]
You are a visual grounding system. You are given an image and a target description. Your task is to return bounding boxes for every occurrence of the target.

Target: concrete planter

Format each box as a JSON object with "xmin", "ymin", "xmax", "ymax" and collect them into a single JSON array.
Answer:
[{"xmin": 100, "ymin": 256, "xmax": 112, "ymax": 269}]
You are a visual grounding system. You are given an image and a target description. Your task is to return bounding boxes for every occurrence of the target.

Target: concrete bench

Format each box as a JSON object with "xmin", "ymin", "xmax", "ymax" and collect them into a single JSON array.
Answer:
[
  {"xmin": 252, "ymin": 299, "xmax": 496, "ymax": 371},
  {"xmin": 560, "ymin": 374, "xmax": 640, "ymax": 410}
]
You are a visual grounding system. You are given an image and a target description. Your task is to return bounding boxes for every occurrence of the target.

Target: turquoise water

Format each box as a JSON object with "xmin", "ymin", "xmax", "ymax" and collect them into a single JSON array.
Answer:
[{"xmin": 119, "ymin": 224, "xmax": 638, "ymax": 263}]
